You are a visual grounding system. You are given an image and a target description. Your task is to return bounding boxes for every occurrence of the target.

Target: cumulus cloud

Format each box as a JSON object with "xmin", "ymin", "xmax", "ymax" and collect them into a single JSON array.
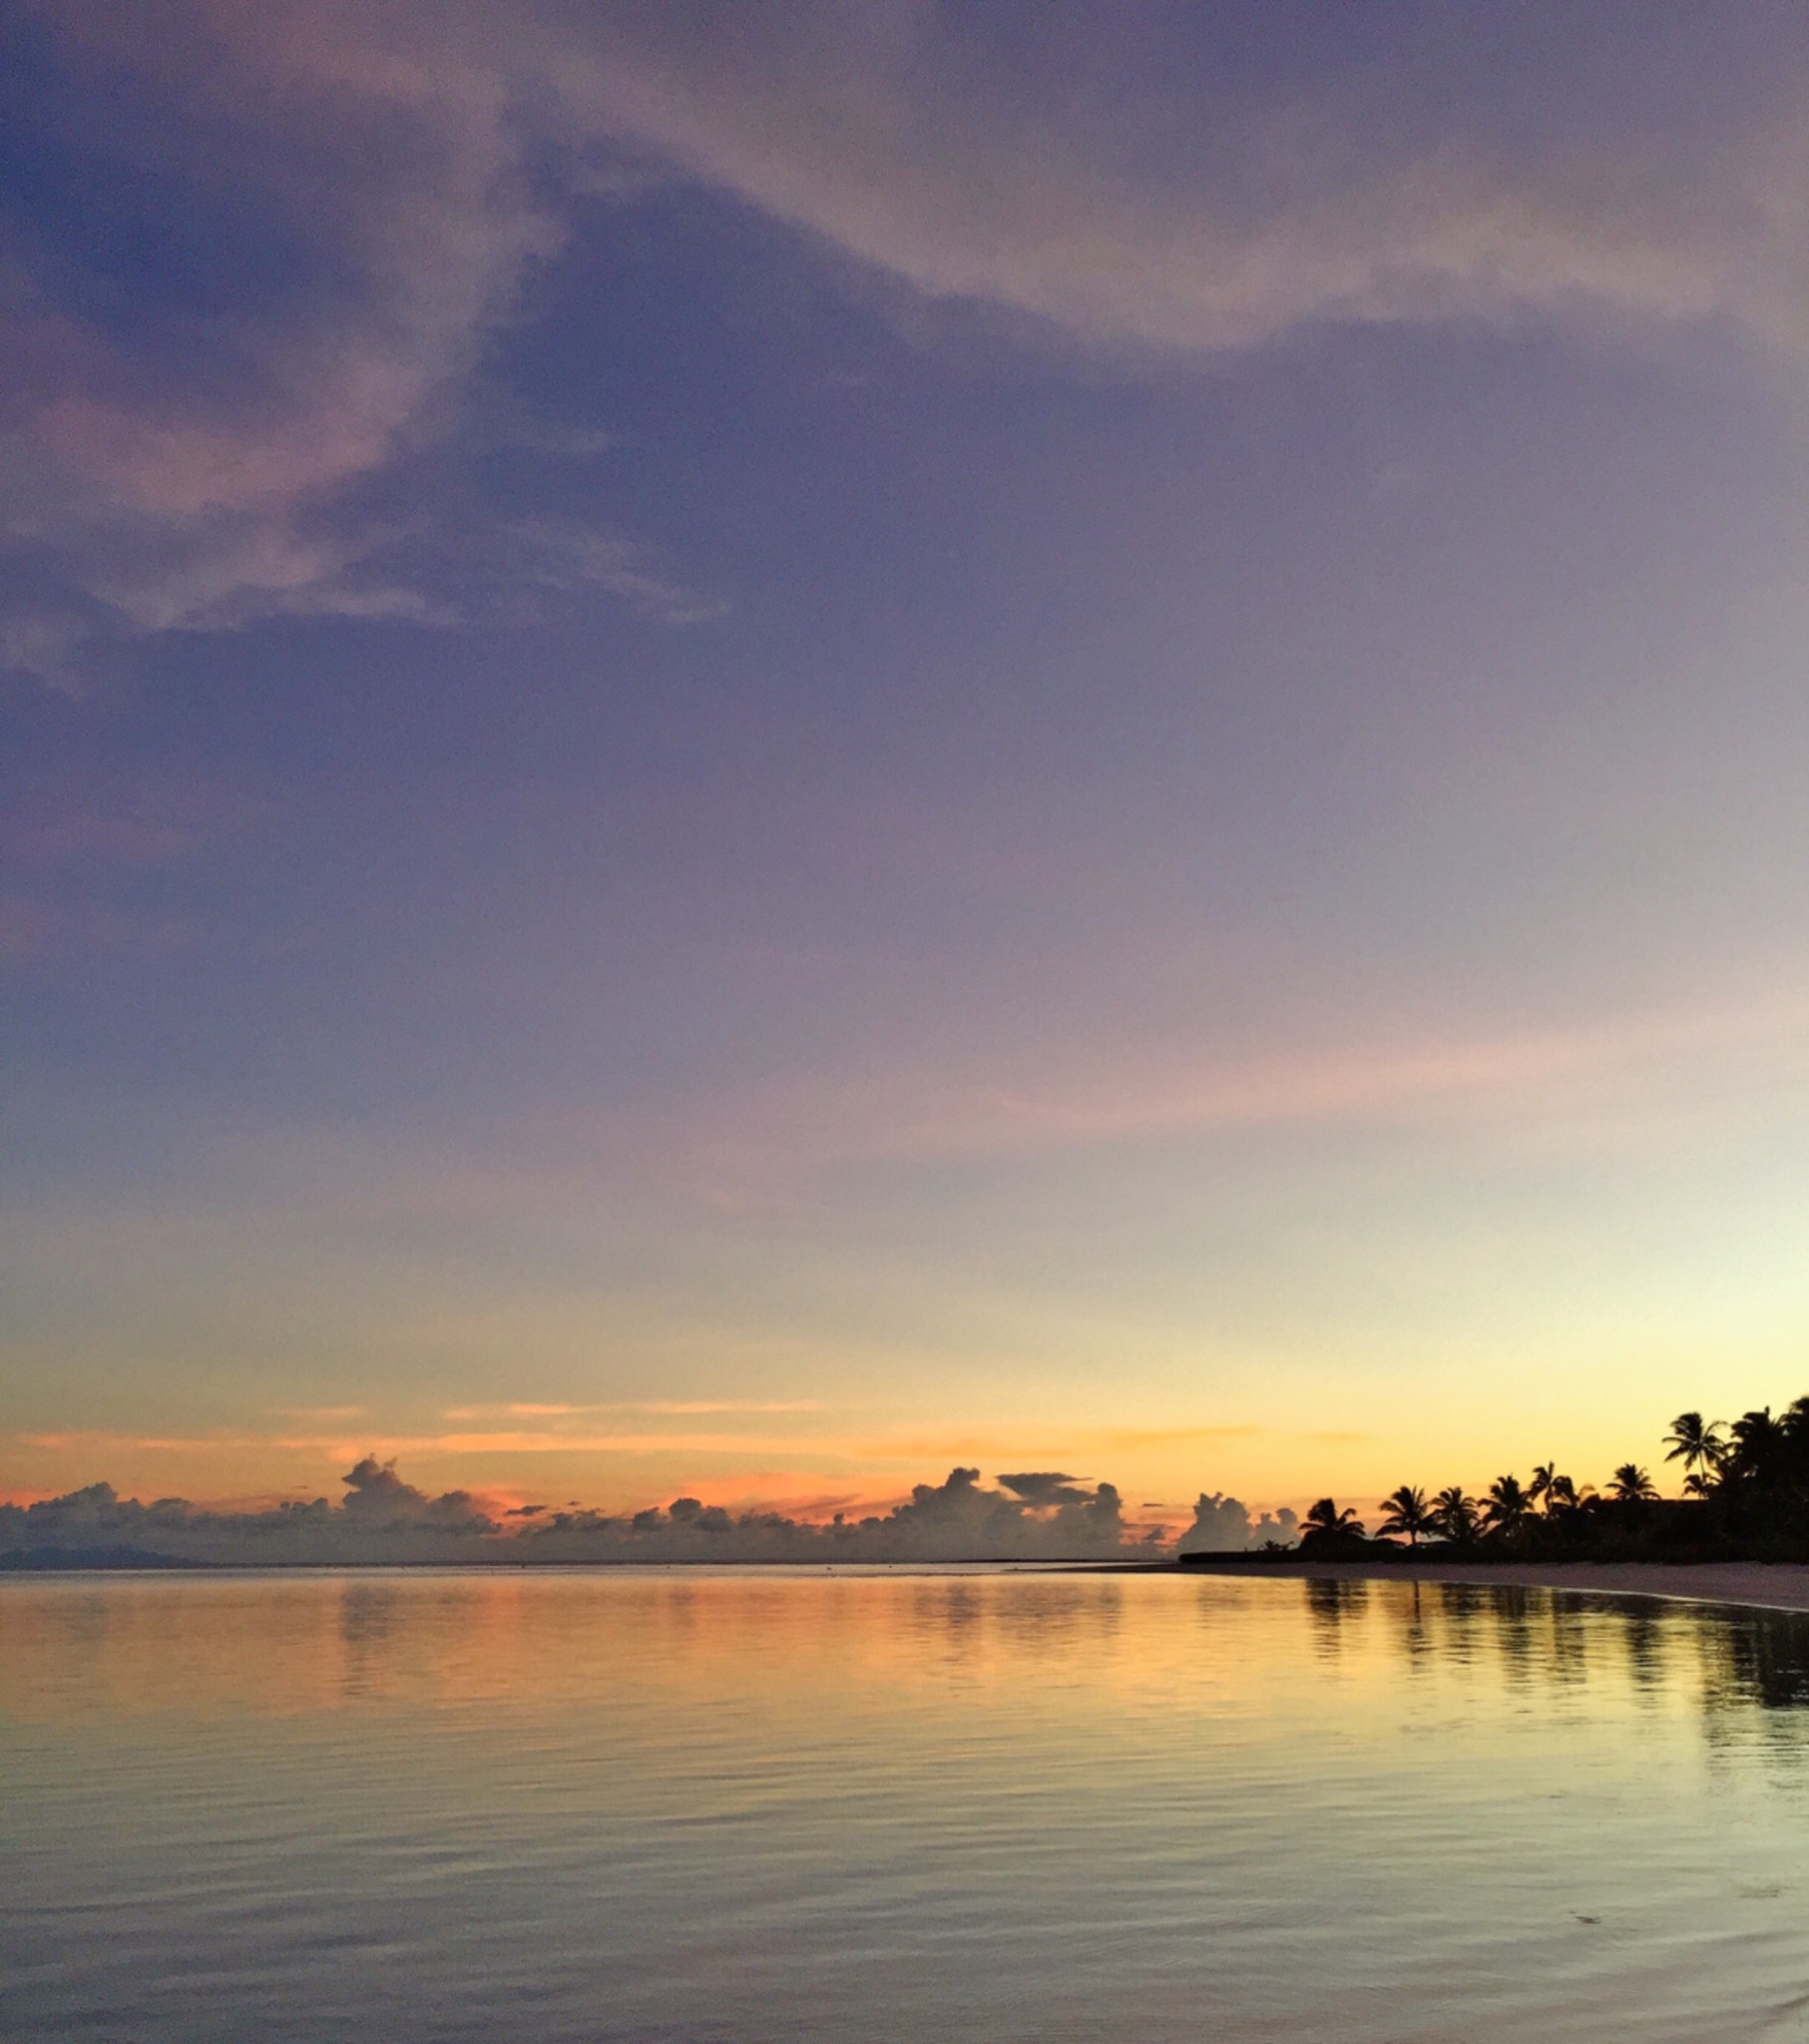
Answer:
[
  {"xmin": 336, "ymin": 1454, "xmax": 490, "ymax": 1530},
  {"xmin": 6, "ymin": 1, "xmax": 1808, "ymax": 679},
  {"xmin": 1177, "ymin": 1490, "xmax": 1301, "ymax": 1554},
  {"xmin": 0, "ymin": 1457, "xmax": 1158, "ymax": 1565}
]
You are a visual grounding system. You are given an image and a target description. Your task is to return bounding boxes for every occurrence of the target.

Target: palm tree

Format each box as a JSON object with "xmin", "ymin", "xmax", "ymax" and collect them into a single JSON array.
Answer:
[
  {"xmin": 1483, "ymin": 1474, "xmax": 1532, "ymax": 1536},
  {"xmin": 1431, "ymin": 1486, "xmax": 1481, "ymax": 1544},
  {"xmin": 1301, "ymin": 1497, "xmax": 1364, "ymax": 1539},
  {"xmin": 1377, "ymin": 1484, "xmax": 1432, "ymax": 1546},
  {"xmin": 1663, "ymin": 1412, "xmax": 1727, "ymax": 1487},
  {"xmin": 1729, "ymin": 1406, "xmax": 1782, "ymax": 1476},
  {"xmin": 1529, "ymin": 1463, "xmax": 1578, "ymax": 1516},
  {"xmin": 1609, "ymin": 1463, "xmax": 1656, "ymax": 1503}
]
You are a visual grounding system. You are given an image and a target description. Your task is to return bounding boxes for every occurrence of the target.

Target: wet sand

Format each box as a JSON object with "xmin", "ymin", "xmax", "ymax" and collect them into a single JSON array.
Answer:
[{"xmin": 1178, "ymin": 1557, "xmax": 1809, "ymax": 1614}]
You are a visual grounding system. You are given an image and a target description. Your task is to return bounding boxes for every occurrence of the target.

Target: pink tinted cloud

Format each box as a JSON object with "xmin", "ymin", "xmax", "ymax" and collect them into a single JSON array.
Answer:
[
  {"xmin": 10, "ymin": 2, "xmax": 1809, "ymax": 679},
  {"xmin": 435, "ymin": 5, "xmax": 1809, "ymax": 360},
  {"xmin": 584, "ymin": 985, "xmax": 1809, "ymax": 1210},
  {"xmin": 3, "ymin": 0, "xmax": 553, "ymax": 662},
  {"xmin": 39, "ymin": 982, "xmax": 1790, "ymax": 1231}
]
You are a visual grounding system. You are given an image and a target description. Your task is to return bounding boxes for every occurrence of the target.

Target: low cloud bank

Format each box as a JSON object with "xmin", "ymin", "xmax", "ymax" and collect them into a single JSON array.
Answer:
[
  {"xmin": 0, "ymin": 1458, "xmax": 1250, "ymax": 1566},
  {"xmin": 1177, "ymin": 1491, "xmax": 1301, "ymax": 1554}
]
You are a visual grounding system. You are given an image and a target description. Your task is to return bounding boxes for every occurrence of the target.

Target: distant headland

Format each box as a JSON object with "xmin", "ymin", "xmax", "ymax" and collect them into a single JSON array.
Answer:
[{"xmin": 1243, "ymin": 1400, "xmax": 1809, "ymax": 1567}]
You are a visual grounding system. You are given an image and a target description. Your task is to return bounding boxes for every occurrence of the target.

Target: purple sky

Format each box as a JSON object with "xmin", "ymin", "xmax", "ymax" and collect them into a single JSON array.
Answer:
[{"xmin": 5, "ymin": 2, "xmax": 1809, "ymax": 1520}]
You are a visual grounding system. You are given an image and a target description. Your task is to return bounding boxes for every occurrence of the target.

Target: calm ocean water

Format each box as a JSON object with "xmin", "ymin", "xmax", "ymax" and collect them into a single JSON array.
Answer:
[{"xmin": 5, "ymin": 1568, "xmax": 1809, "ymax": 2043}]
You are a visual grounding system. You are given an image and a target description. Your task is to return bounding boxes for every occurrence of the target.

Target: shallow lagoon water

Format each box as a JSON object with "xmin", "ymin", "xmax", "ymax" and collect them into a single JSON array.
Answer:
[{"xmin": 5, "ymin": 1568, "xmax": 1809, "ymax": 2042}]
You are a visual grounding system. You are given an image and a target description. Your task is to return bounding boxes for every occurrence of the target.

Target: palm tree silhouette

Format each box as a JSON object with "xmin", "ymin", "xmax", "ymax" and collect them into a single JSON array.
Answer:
[
  {"xmin": 1527, "ymin": 1465, "xmax": 1578, "ymax": 1515},
  {"xmin": 1483, "ymin": 1474, "xmax": 1532, "ymax": 1535},
  {"xmin": 1431, "ymin": 1486, "xmax": 1481, "ymax": 1544},
  {"xmin": 1729, "ymin": 1406, "xmax": 1784, "ymax": 1484},
  {"xmin": 1377, "ymin": 1484, "xmax": 1432, "ymax": 1546},
  {"xmin": 1301, "ymin": 1497, "xmax": 1364, "ymax": 1540},
  {"xmin": 1663, "ymin": 1412, "xmax": 1727, "ymax": 1488},
  {"xmin": 1608, "ymin": 1463, "xmax": 1656, "ymax": 1502}
]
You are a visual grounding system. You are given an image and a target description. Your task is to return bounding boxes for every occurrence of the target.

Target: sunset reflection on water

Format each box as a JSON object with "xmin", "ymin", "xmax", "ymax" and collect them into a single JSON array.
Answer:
[{"xmin": 6, "ymin": 1570, "xmax": 1809, "ymax": 2042}]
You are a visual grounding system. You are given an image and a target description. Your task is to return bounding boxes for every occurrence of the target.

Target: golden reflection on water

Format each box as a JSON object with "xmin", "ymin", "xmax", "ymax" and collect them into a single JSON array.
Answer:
[
  {"xmin": 7, "ymin": 1570, "xmax": 1809, "ymax": 2044},
  {"xmin": 6, "ymin": 1568, "xmax": 1808, "ymax": 1733}
]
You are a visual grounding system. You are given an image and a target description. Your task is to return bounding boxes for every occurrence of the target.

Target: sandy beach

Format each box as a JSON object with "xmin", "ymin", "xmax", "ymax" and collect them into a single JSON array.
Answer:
[{"xmin": 1178, "ymin": 1558, "xmax": 1809, "ymax": 1615}]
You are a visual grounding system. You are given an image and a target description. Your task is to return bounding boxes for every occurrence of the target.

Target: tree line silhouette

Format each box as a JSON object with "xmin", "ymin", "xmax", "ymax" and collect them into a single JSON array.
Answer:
[{"xmin": 1285, "ymin": 1398, "xmax": 1809, "ymax": 1562}]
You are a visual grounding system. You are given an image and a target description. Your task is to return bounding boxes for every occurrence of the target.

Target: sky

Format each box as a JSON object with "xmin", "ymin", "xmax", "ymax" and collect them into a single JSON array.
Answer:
[{"xmin": 5, "ymin": 1, "xmax": 1809, "ymax": 1529}]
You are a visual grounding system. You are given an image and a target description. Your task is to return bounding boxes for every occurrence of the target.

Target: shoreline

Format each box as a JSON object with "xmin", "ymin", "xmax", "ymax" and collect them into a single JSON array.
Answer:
[{"xmin": 1174, "ymin": 1555, "xmax": 1809, "ymax": 1614}]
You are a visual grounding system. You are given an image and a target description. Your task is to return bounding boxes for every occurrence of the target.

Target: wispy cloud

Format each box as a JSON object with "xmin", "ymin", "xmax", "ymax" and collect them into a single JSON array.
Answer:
[
  {"xmin": 6, "ymin": 1419, "xmax": 1330, "ymax": 1493},
  {"xmin": 442, "ymin": 1400, "xmax": 826, "ymax": 1419},
  {"xmin": 498, "ymin": 520, "xmax": 728, "ymax": 627},
  {"xmin": 7, "ymin": 3, "xmax": 1809, "ymax": 680},
  {"xmin": 19, "ymin": 1426, "xmax": 842, "ymax": 1459},
  {"xmin": 582, "ymin": 986, "xmax": 1809, "ymax": 1208},
  {"xmin": 556, "ymin": 6, "xmax": 1761, "ymax": 353},
  {"xmin": 13, "ymin": 984, "xmax": 1798, "ymax": 1239}
]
